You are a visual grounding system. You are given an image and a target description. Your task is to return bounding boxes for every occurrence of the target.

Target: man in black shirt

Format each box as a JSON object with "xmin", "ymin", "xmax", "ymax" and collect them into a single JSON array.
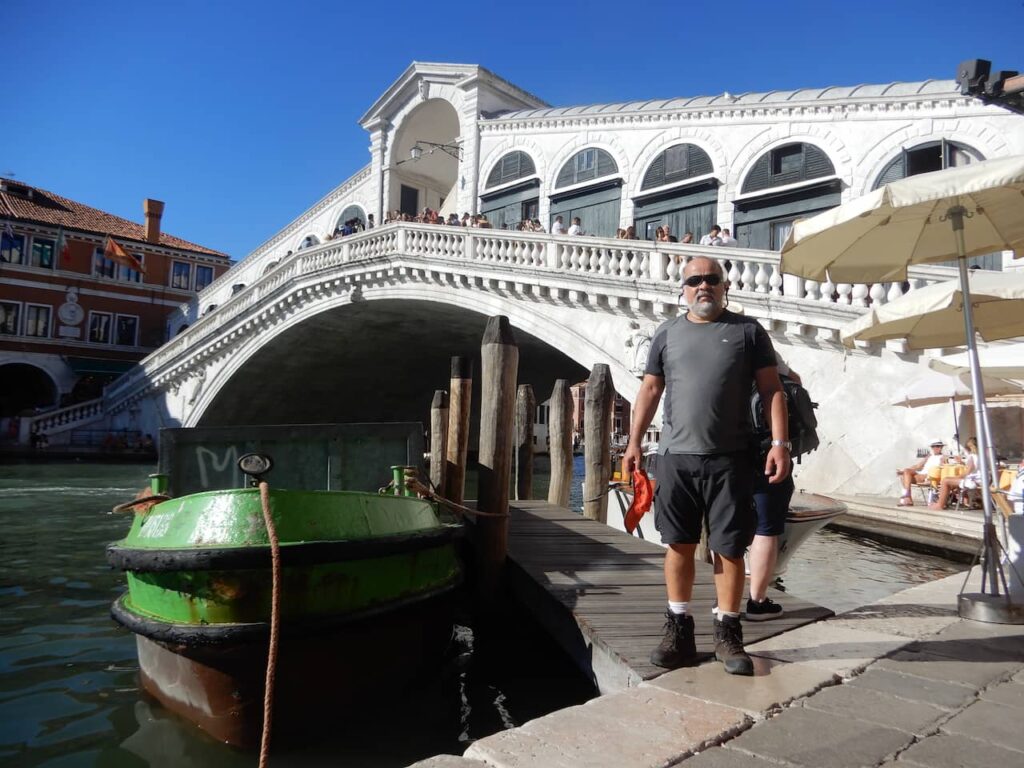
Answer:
[{"xmin": 622, "ymin": 256, "xmax": 790, "ymax": 675}]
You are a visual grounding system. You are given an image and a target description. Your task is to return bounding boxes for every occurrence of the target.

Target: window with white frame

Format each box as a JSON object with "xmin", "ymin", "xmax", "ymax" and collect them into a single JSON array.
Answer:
[
  {"xmin": 0, "ymin": 301, "xmax": 21, "ymax": 334},
  {"xmin": 114, "ymin": 315, "xmax": 138, "ymax": 346},
  {"xmin": 88, "ymin": 312, "xmax": 112, "ymax": 344},
  {"xmin": 30, "ymin": 237, "xmax": 55, "ymax": 269},
  {"xmin": 1, "ymin": 233, "xmax": 25, "ymax": 264},
  {"xmin": 118, "ymin": 252, "xmax": 143, "ymax": 283},
  {"xmin": 170, "ymin": 261, "xmax": 192, "ymax": 290},
  {"xmin": 195, "ymin": 265, "xmax": 214, "ymax": 292},
  {"xmin": 24, "ymin": 305, "xmax": 51, "ymax": 338}
]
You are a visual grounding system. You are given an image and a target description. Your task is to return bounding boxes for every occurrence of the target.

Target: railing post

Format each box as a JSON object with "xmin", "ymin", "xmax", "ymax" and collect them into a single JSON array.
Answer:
[
  {"xmin": 582, "ymin": 363, "xmax": 615, "ymax": 523},
  {"xmin": 429, "ymin": 390, "xmax": 449, "ymax": 492},
  {"xmin": 396, "ymin": 225, "xmax": 407, "ymax": 255},
  {"xmin": 546, "ymin": 240, "xmax": 560, "ymax": 270},
  {"xmin": 547, "ymin": 379, "xmax": 573, "ymax": 508},
  {"xmin": 649, "ymin": 249, "xmax": 666, "ymax": 282},
  {"xmin": 463, "ymin": 231, "xmax": 476, "ymax": 261},
  {"xmin": 515, "ymin": 384, "xmax": 535, "ymax": 501},
  {"xmin": 476, "ymin": 315, "xmax": 519, "ymax": 600}
]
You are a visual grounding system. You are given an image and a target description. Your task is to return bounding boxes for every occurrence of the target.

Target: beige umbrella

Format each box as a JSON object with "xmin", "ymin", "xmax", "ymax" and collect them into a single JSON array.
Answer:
[
  {"xmin": 840, "ymin": 271, "xmax": 1024, "ymax": 349},
  {"xmin": 929, "ymin": 345, "xmax": 1024, "ymax": 380},
  {"xmin": 781, "ymin": 155, "xmax": 1024, "ymax": 623}
]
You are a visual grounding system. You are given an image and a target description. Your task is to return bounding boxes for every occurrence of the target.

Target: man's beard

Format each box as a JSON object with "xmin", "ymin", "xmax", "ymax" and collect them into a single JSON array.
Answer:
[{"xmin": 689, "ymin": 294, "xmax": 723, "ymax": 319}]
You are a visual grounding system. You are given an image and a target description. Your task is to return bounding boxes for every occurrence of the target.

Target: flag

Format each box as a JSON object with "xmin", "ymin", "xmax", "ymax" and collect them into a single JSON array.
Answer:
[
  {"xmin": 55, "ymin": 227, "xmax": 70, "ymax": 268},
  {"xmin": 104, "ymin": 236, "xmax": 146, "ymax": 274}
]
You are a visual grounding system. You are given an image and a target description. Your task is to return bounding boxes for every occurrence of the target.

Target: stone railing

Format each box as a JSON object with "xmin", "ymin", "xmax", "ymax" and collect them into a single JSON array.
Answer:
[
  {"xmin": 25, "ymin": 398, "xmax": 106, "ymax": 438},
  {"xmin": 104, "ymin": 223, "xmax": 959, "ymax": 408}
]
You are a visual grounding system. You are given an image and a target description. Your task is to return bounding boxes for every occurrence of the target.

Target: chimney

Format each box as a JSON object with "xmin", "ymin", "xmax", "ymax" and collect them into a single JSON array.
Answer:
[{"xmin": 143, "ymin": 199, "xmax": 165, "ymax": 244}]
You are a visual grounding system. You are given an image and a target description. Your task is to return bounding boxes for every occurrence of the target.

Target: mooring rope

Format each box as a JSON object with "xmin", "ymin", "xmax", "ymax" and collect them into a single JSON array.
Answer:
[
  {"xmin": 381, "ymin": 472, "xmax": 508, "ymax": 518},
  {"xmin": 257, "ymin": 480, "xmax": 281, "ymax": 768},
  {"xmin": 111, "ymin": 494, "xmax": 171, "ymax": 514}
]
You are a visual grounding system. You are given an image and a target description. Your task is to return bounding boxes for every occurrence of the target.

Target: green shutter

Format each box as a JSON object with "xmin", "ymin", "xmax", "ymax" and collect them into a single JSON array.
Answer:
[
  {"xmin": 556, "ymin": 148, "xmax": 618, "ymax": 189},
  {"xmin": 486, "ymin": 151, "xmax": 537, "ymax": 190}
]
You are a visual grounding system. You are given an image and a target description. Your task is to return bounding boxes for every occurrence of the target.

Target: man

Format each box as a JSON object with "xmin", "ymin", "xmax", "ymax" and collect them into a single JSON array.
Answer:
[
  {"xmin": 567, "ymin": 217, "xmax": 584, "ymax": 236},
  {"xmin": 719, "ymin": 228, "xmax": 738, "ymax": 246},
  {"xmin": 622, "ymin": 256, "xmax": 790, "ymax": 676},
  {"xmin": 551, "ymin": 215, "xmax": 566, "ymax": 235},
  {"xmin": 746, "ymin": 358, "xmax": 800, "ymax": 621},
  {"xmin": 699, "ymin": 225, "xmax": 723, "ymax": 246},
  {"xmin": 897, "ymin": 440, "xmax": 946, "ymax": 506}
]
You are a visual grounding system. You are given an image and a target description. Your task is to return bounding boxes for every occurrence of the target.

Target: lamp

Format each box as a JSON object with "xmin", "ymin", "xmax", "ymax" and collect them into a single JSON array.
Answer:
[{"xmin": 400, "ymin": 140, "xmax": 462, "ymax": 164}]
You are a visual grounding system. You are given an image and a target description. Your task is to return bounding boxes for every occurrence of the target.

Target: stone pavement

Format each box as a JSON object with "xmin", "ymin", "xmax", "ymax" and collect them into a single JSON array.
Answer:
[{"xmin": 409, "ymin": 571, "xmax": 1024, "ymax": 768}]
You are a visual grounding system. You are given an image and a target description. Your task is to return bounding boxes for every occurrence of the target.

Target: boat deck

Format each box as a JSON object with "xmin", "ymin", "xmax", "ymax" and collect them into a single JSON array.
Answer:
[{"xmin": 505, "ymin": 500, "xmax": 834, "ymax": 692}]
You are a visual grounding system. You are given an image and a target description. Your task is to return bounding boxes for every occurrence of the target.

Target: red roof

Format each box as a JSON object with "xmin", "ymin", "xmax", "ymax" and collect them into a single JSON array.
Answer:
[{"xmin": 0, "ymin": 179, "xmax": 228, "ymax": 259}]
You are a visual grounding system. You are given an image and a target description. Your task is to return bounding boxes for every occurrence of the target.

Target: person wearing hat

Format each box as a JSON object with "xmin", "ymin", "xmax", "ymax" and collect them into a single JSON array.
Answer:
[{"xmin": 896, "ymin": 440, "xmax": 946, "ymax": 506}]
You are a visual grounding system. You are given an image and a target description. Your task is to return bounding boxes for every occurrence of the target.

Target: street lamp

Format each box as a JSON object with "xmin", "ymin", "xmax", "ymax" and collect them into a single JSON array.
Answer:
[{"xmin": 406, "ymin": 141, "xmax": 462, "ymax": 162}]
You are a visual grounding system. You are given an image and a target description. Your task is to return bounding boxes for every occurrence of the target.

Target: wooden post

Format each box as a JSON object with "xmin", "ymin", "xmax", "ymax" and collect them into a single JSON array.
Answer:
[
  {"xmin": 476, "ymin": 316, "xmax": 519, "ymax": 599},
  {"xmin": 583, "ymin": 364, "xmax": 615, "ymax": 523},
  {"xmin": 515, "ymin": 384, "xmax": 535, "ymax": 501},
  {"xmin": 429, "ymin": 390, "xmax": 448, "ymax": 492},
  {"xmin": 443, "ymin": 356, "xmax": 472, "ymax": 507},
  {"xmin": 547, "ymin": 379, "xmax": 573, "ymax": 508}
]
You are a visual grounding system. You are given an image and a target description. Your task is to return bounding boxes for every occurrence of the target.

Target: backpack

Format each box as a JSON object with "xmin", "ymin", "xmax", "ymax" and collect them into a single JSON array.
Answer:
[{"xmin": 750, "ymin": 374, "xmax": 820, "ymax": 463}]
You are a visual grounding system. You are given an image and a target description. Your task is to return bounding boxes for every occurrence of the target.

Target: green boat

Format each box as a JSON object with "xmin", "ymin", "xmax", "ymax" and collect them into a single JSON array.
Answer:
[{"xmin": 106, "ymin": 424, "xmax": 463, "ymax": 747}]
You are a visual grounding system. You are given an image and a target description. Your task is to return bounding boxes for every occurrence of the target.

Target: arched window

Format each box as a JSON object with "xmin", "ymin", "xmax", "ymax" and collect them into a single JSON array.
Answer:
[
  {"xmin": 873, "ymin": 140, "xmax": 982, "ymax": 189},
  {"xmin": 262, "ymin": 261, "xmax": 279, "ymax": 275},
  {"xmin": 485, "ymin": 151, "xmax": 537, "ymax": 189},
  {"xmin": 555, "ymin": 148, "xmax": 618, "ymax": 189},
  {"xmin": 741, "ymin": 143, "xmax": 835, "ymax": 194},
  {"xmin": 640, "ymin": 144, "xmax": 713, "ymax": 191},
  {"xmin": 336, "ymin": 205, "xmax": 366, "ymax": 232},
  {"xmin": 298, "ymin": 235, "xmax": 320, "ymax": 250}
]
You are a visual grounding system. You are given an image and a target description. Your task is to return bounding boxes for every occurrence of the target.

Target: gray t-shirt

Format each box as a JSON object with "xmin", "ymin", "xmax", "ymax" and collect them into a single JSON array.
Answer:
[{"xmin": 645, "ymin": 310, "xmax": 777, "ymax": 454}]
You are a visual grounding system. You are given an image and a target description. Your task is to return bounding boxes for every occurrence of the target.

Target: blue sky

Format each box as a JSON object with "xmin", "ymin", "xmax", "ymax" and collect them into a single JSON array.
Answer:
[{"xmin": 5, "ymin": 0, "xmax": 1023, "ymax": 259}]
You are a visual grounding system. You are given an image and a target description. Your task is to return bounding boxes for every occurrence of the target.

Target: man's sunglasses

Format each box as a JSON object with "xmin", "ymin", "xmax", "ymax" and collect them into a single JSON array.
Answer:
[{"xmin": 683, "ymin": 273, "xmax": 723, "ymax": 288}]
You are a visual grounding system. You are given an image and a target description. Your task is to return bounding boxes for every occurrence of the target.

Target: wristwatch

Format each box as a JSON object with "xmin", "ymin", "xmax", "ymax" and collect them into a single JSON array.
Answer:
[{"xmin": 770, "ymin": 439, "xmax": 792, "ymax": 451}]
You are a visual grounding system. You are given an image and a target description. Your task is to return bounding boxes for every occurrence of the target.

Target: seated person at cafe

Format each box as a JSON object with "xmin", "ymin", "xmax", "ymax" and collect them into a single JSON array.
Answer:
[
  {"xmin": 930, "ymin": 437, "xmax": 980, "ymax": 510},
  {"xmin": 897, "ymin": 439, "xmax": 946, "ymax": 506}
]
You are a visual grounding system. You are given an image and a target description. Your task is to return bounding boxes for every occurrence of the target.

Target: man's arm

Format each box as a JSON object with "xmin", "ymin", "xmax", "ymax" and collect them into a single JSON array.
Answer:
[
  {"xmin": 622, "ymin": 374, "xmax": 665, "ymax": 475},
  {"xmin": 754, "ymin": 365, "xmax": 791, "ymax": 484}
]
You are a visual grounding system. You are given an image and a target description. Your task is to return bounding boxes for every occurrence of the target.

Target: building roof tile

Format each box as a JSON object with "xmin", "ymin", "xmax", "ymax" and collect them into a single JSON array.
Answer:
[{"xmin": 0, "ymin": 179, "xmax": 228, "ymax": 258}]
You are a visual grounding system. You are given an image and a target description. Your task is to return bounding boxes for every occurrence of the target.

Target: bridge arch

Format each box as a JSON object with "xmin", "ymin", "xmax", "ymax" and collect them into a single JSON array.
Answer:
[
  {"xmin": 185, "ymin": 282, "xmax": 639, "ymax": 428},
  {"xmin": 387, "ymin": 98, "xmax": 462, "ymax": 216}
]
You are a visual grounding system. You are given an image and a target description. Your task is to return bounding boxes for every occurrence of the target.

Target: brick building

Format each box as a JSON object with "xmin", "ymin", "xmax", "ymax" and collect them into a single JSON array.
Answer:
[{"xmin": 0, "ymin": 178, "xmax": 230, "ymax": 425}]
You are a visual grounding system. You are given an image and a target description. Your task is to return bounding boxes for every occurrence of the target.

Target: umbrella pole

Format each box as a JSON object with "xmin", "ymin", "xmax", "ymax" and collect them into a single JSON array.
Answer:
[
  {"xmin": 950, "ymin": 396, "xmax": 961, "ymax": 457},
  {"xmin": 949, "ymin": 206, "xmax": 1023, "ymax": 624}
]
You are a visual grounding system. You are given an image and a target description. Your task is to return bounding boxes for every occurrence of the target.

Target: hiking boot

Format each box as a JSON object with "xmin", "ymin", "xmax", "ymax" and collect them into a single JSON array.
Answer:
[
  {"xmin": 713, "ymin": 614, "xmax": 754, "ymax": 676},
  {"xmin": 745, "ymin": 596, "xmax": 783, "ymax": 621},
  {"xmin": 650, "ymin": 611, "xmax": 696, "ymax": 669}
]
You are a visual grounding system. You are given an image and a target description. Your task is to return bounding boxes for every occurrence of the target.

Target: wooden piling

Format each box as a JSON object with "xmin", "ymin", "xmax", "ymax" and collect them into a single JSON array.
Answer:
[
  {"xmin": 443, "ymin": 356, "xmax": 472, "ymax": 507},
  {"xmin": 515, "ymin": 384, "xmax": 535, "ymax": 501},
  {"xmin": 547, "ymin": 379, "xmax": 573, "ymax": 508},
  {"xmin": 429, "ymin": 390, "xmax": 449, "ymax": 492},
  {"xmin": 583, "ymin": 364, "xmax": 615, "ymax": 523},
  {"xmin": 476, "ymin": 316, "xmax": 519, "ymax": 599}
]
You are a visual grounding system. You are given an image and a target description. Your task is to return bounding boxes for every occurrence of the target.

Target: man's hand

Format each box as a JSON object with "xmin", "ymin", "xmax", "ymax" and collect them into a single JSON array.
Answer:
[
  {"xmin": 764, "ymin": 445, "xmax": 791, "ymax": 484},
  {"xmin": 622, "ymin": 444, "xmax": 643, "ymax": 478}
]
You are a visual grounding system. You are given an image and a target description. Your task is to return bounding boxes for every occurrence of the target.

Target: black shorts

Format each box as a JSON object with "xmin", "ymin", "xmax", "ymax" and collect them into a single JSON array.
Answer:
[
  {"xmin": 653, "ymin": 451, "xmax": 756, "ymax": 558},
  {"xmin": 752, "ymin": 470, "xmax": 794, "ymax": 536}
]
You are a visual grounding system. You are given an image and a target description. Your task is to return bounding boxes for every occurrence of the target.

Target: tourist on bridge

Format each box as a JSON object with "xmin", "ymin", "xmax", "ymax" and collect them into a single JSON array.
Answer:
[
  {"xmin": 720, "ymin": 228, "xmax": 738, "ymax": 246},
  {"xmin": 699, "ymin": 225, "xmax": 724, "ymax": 246},
  {"xmin": 551, "ymin": 215, "xmax": 565, "ymax": 235},
  {"xmin": 622, "ymin": 256, "xmax": 791, "ymax": 676},
  {"xmin": 567, "ymin": 217, "xmax": 584, "ymax": 236}
]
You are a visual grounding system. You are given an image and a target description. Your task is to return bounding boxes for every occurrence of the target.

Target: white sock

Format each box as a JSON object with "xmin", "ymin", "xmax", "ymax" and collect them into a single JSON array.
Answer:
[
  {"xmin": 901, "ymin": 490, "xmax": 911, "ymax": 497},
  {"xmin": 668, "ymin": 601, "xmax": 688, "ymax": 615},
  {"xmin": 720, "ymin": 610, "xmax": 741, "ymax": 619}
]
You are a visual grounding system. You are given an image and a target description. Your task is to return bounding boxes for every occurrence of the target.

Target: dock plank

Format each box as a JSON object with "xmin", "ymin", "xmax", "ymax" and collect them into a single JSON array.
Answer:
[{"xmin": 505, "ymin": 500, "xmax": 833, "ymax": 691}]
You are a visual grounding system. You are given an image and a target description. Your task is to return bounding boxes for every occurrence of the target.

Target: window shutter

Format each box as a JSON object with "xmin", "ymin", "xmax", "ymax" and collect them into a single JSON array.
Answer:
[
  {"xmin": 803, "ymin": 145, "xmax": 834, "ymax": 180},
  {"xmin": 556, "ymin": 158, "xmax": 577, "ymax": 188},
  {"xmin": 743, "ymin": 155, "xmax": 773, "ymax": 193},
  {"xmin": 874, "ymin": 155, "xmax": 906, "ymax": 189},
  {"xmin": 641, "ymin": 154, "xmax": 667, "ymax": 190},
  {"xmin": 688, "ymin": 145, "xmax": 712, "ymax": 177},
  {"xmin": 596, "ymin": 149, "xmax": 617, "ymax": 178},
  {"xmin": 486, "ymin": 151, "xmax": 537, "ymax": 189}
]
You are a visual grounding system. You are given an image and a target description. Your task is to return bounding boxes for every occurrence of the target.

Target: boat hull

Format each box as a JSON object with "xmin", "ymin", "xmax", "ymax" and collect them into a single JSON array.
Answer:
[{"xmin": 129, "ymin": 586, "xmax": 457, "ymax": 747}]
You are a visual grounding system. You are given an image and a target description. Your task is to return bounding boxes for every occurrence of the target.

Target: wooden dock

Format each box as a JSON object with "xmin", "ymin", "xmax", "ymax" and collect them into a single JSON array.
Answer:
[{"xmin": 504, "ymin": 501, "xmax": 834, "ymax": 693}]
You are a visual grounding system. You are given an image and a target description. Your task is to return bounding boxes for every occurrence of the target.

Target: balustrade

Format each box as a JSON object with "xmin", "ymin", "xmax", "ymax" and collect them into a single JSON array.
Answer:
[{"xmin": 99, "ymin": 222, "xmax": 961, "ymax": 416}]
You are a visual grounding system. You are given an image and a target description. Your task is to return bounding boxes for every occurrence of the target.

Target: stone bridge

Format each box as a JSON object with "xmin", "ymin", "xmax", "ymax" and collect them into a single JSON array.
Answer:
[{"xmin": 33, "ymin": 223, "xmax": 971, "ymax": 496}]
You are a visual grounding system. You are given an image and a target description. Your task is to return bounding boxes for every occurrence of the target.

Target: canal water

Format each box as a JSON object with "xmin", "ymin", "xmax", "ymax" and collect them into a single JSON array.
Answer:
[{"xmin": 1, "ymin": 461, "xmax": 964, "ymax": 767}]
